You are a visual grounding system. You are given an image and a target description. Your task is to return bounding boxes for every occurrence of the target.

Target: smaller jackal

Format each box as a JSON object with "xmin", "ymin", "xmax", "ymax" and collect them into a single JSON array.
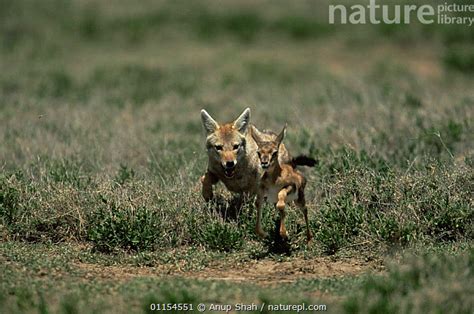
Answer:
[{"xmin": 252, "ymin": 125, "xmax": 316, "ymax": 241}]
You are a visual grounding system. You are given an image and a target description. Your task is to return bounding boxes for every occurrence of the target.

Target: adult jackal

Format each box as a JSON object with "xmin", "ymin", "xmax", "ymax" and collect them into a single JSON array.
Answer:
[{"xmin": 200, "ymin": 108, "xmax": 261, "ymax": 201}]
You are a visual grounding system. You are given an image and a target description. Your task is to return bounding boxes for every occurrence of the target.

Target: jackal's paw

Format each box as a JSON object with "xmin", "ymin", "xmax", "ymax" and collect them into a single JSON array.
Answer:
[
  {"xmin": 202, "ymin": 188, "xmax": 213, "ymax": 202},
  {"xmin": 256, "ymin": 228, "xmax": 269, "ymax": 239},
  {"xmin": 202, "ymin": 193, "xmax": 213, "ymax": 202},
  {"xmin": 279, "ymin": 229, "xmax": 288, "ymax": 240}
]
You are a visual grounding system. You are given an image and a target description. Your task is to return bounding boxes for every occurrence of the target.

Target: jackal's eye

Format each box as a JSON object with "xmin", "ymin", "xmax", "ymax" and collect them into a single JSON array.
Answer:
[
  {"xmin": 272, "ymin": 151, "xmax": 278, "ymax": 158},
  {"xmin": 215, "ymin": 145, "xmax": 223, "ymax": 151},
  {"xmin": 257, "ymin": 151, "xmax": 261, "ymax": 158},
  {"xmin": 233, "ymin": 143, "xmax": 240, "ymax": 150}
]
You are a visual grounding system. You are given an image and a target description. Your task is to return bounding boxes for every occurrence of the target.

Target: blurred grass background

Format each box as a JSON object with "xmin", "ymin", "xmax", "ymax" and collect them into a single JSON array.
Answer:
[{"xmin": 0, "ymin": 0, "xmax": 473, "ymax": 313}]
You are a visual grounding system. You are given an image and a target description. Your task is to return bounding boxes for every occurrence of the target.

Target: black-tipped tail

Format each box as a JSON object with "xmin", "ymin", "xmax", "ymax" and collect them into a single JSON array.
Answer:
[{"xmin": 291, "ymin": 155, "xmax": 317, "ymax": 167}]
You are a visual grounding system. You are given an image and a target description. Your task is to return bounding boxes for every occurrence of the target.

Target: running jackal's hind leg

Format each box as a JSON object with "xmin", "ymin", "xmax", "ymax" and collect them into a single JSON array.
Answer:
[
  {"xmin": 296, "ymin": 188, "xmax": 312, "ymax": 242},
  {"xmin": 255, "ymin": 192, "xmax": 268, "ymax": 238}
]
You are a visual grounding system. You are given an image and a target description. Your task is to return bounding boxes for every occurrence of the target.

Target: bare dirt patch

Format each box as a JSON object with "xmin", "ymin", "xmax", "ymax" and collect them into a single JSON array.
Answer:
[
  {"xmin": 74, "ymin": 257, "xmax": 379, "ymax": 286},
  {"xmin": 184, "ymin": 257, "xmax": 378, "ymax": 285}
]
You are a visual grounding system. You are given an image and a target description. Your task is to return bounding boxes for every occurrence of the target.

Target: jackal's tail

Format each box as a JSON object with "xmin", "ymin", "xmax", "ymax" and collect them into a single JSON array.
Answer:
[{"xmin": 291, "ymin": 155, "xmax": 318, "ymax": 168}]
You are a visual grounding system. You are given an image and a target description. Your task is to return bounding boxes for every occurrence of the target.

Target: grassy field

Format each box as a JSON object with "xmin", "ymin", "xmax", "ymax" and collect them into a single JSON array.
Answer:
[{"xmin": 1, "ymin": 0, "xmax": 473, "ymax": 313}]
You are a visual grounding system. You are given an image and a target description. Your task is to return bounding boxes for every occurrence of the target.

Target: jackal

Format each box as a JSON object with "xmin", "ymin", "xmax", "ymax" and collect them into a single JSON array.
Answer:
[
  {"xmin": 252, "ymin": 125, "xmax": 316, "ymax": 241},
  {"xmin": 200, "ymin": 108, "xmax": 304, "ymax": 202},
  {"xmin": 200, "ymin": 108, "xmax": 261, "ymax": 201}
]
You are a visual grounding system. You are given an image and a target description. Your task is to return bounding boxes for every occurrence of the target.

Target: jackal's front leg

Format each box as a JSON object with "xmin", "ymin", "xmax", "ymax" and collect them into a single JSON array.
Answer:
[
  {"xmin": 236, "ymin": 192, "xmax": 252, "ymax": 209},
  {"xmin": 201, "ymin": 171, "xmax": 218, "ymax": 202},
  {"xmin": 277, "ymin": 186, "xmax": 293, "ymax": 239},
  {"xmin": 255, "ymin": 191, "xmax": 268, "ymax": 239}
]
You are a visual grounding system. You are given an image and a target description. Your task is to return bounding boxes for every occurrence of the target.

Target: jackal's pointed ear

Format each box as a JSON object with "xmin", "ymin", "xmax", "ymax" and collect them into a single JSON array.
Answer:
[
  {"xmin": 201, "ymin": 109, "xmax": 219, "ymax": 134},
  {"xmin": 276, "ymin": 124, "xmax": 287, "ymax": 146},
  {"xmin": 233, "ymin": 108, "xmax": 251, "ymax": 134}
]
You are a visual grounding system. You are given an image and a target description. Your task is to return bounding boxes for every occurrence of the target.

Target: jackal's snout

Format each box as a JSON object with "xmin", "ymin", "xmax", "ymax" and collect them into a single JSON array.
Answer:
[
  {"xmin": 222, "ymin": 162, "xmax": 236, "ymax": 177},
  {"xmin": 257, "ymin": 148, "xmax": 277, "ymax": 170},
  {"xmin": 221, "ymin": 154, "xmax": 237, "ymax": 177},
  {"xmin": 224, "ymin": 160, "xmax": 236, "ymax": 168},
  {"xmin": 260, "ymin": 157, "xmax": 270, "ymax": 169}
]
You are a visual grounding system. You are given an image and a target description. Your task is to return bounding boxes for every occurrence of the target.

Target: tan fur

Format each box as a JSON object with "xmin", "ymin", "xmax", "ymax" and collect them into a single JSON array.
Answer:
[
  {"xmin": 249, "ymin": 125, "xmax": 291, "ymax": 165},
  {"xmin": 252, "ymin": 125, "xmax": 313, "ymax": 242},
  {"xmin": 200, "ymin": 108, "xmax": 261, "ymax": 201}
]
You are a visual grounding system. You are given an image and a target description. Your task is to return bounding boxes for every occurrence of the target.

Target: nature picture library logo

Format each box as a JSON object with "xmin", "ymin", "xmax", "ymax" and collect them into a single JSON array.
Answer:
[{"xmin": 329, "ymin": 0, "xmax": 474, "ymax": 26}]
